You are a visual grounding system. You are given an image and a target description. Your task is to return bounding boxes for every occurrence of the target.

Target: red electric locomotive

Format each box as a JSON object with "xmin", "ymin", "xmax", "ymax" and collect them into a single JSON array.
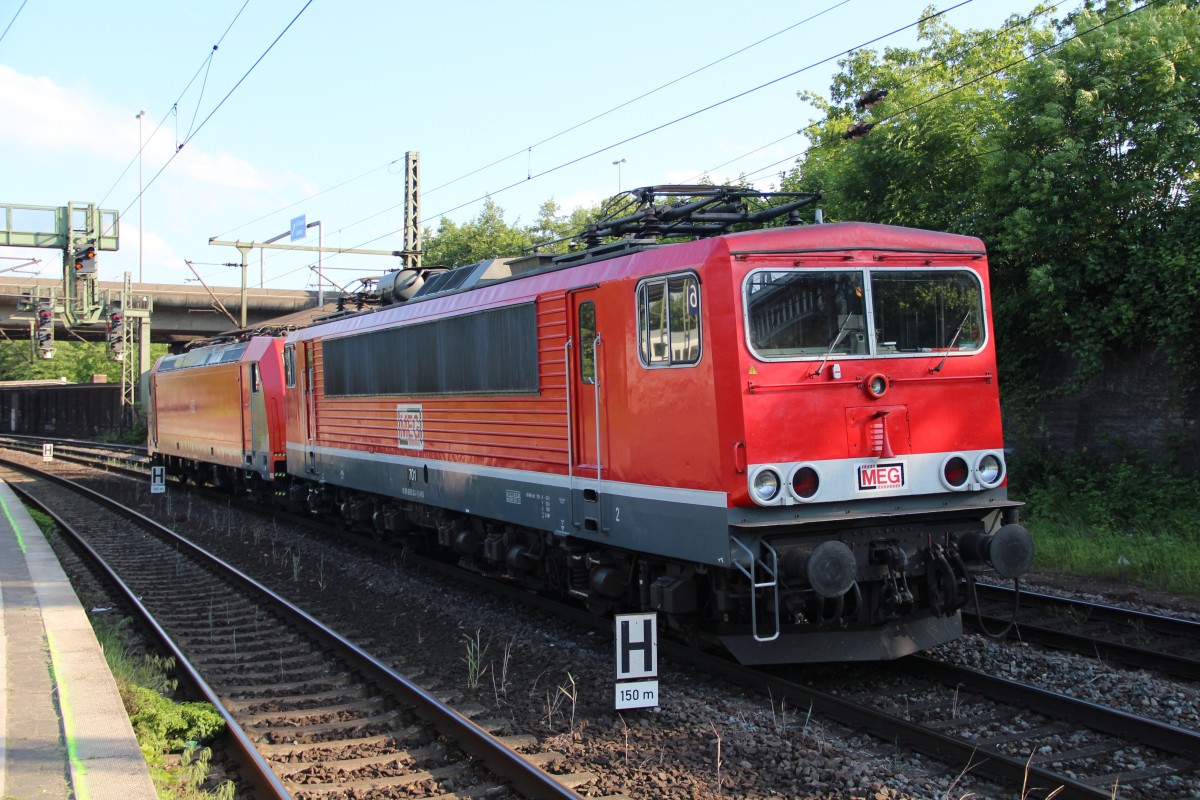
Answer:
[
  {"xmin": 148, "ymin": 334, "xmax": 288, "ymax": 498},
  {"xmin": 277, "ymin": 187, "xmax": 1032, "ymax": 664}
]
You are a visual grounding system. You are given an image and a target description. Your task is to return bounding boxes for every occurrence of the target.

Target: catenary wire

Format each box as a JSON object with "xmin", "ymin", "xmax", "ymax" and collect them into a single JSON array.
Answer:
[
  {"xmin": 336, "ymin": 0, "xmax": 974, "ymax": 257},
  {"xmin": 97, "ymin": 0, "xmax": 253, "ymax": 210},
  {"xmin": 115, "ymin": 0, "xmax": 315, "ymax": 224},
  {"xmin": 735, "ymin": 0, "xmax": 1171, "ymax": 187},
  {"xmin": 687, "ymin": 1, "xmax": 1061, "ymax": 184},
  {"xmin": 236, "ymin": 1, "xmax": 977, "ymax": 288},
  {"xmin": 419, "ymin": 0, "xmax": 854, "ymax": 199},
  {"xmin": 217, "ymin": 0, "xmax": 854, "ymax": 247},
  {"xmin": 228, "ymin": 2, "xmax": 983, "ymax": 290},
  {"xmin": 0, "ymin": 0, "xmax": 28, "ymax": 48},
  {"xmin": 218, "ymin": 1, "xmax": 982, "ymax": 287}
]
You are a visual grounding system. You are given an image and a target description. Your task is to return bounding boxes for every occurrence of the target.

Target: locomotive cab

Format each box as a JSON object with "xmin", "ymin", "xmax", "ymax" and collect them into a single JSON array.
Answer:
[{"xmin": 709, "ymin": 223, "xmax": 1032, "ymax": 662}]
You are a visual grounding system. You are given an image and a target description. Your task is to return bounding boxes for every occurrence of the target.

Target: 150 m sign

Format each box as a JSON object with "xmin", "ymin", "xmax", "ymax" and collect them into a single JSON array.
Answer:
[{"xmin": 397, "ymin": 405, "xmax": 423, "ymax": 449}]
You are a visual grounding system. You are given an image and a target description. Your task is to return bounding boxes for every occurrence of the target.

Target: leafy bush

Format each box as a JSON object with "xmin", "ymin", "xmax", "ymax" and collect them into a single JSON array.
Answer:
[{"xmin": 124, "ymin": 685, "xmax": 226, "ymax": 753}]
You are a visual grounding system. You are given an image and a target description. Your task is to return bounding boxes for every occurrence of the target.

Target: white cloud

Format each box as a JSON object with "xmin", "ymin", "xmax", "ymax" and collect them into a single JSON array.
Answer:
[{"xmin": 0, "ymin": 65, "xmax": 311, "ymax": 195}]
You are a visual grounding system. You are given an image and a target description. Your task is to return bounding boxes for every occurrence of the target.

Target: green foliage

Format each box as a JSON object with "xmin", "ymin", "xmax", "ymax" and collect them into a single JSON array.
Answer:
[
  {"xmin": 26, "ymin": 508, "xmax": 58, "ymax": 538},
  {"xmin": 786, "ymin": 0, "xmax": 1200, "ymax": 411},
  {"xmin": 92, "ymin": 614, "xmax": 232, "ymax": 798},
  {"xmin": 1010, "ymin": 447, "xmax": 1200, "ymax": 594},
  {"xmin": 422, "ymin": 197, "xmax": 536, "ymax": 267},
  {"xmin": 0, "ymin": 337, "xmax": 170, "ymax": 384},
  {"xmin": 421, "ymin": 196, "xmax": 609, "ymax": 267},
  {"xmin": 125, "ymin": 685, "xmax": 226, "ymax": 753},
  {"xmin": 986, "ymin": 0, "xmax": 1200, "ymax": 396}
]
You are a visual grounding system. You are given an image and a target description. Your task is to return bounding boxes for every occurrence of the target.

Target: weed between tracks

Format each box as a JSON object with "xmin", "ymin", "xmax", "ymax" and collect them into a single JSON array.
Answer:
[
  {"xmin": 93, "ymin": 615, "xmax": 232, "ymax": 800},
  {"xmin": 26, "ymin": 508, "xmax": 233, "ymax": 799}
]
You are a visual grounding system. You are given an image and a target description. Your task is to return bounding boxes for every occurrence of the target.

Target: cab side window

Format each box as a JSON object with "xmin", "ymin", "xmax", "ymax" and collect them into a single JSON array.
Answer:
[
  {"xmin": 637, "ymin": 274, "xmax": 701, "ymax": 367},
  {"xmin": 283, "ymin": 344, "xmax": 296, "ymax": 388}
]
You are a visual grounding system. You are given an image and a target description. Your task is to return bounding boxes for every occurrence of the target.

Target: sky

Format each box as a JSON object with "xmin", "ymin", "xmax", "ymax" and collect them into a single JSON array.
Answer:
[{"xmin": 0, "ymin": 0, "xmax": 1065, "ymax": 296}]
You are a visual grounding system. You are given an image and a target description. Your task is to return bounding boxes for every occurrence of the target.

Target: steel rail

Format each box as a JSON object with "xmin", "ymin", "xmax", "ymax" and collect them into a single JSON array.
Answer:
[
  {"xmin": 967, "ymin": 614, "xmax": 1200, "ymax": 682},
  {"xmin": 7, "ymin": 481, "xmax": 291, "ymax": 800},
  {"xmin": 400, "ymin": 555, "xmax": 1118, "ymax": 799},
  {"xmin": 904, "ymin": 656, "xmax": 1200, "ymax": 758},
  {"xmin": 970, "ymin": 584, "xmax": 1200, "ymax": 680},
  {"xmin": 21, "ymin": 446, "xmax": 1191, "ymax": 798},
  {"xmin": 976, "ymin": 583, "xmax": 1200, "ymax": 636},
  {"xmin": 2, "ymin": 459, "xmax": 585, "ymax": 800},
  {"xmin": 0, "ymin": 433, "xmax": 147, "ymax": 456},
  {"xmin": 686, "ymin": 650, "xmax": 1121, "ymax": 800}
]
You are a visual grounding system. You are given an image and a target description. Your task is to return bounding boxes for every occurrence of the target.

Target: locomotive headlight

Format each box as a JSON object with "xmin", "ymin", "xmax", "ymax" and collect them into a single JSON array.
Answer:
[
  {"xmin": 976, "ymin": 453, "xmax": 1005, "ymax": 488},
  {"xmin": 750, "ymin": 468, "xmax": 782, "ymax": 504},
  {"xmin": 940, "ymin": 454, "xmax": 970, "ymax": 490},
  {"xmin": 864, "ymin": 372, "xmax": 889, "ymax": 399},
  {"xmin": 789, "ymin": 464, "xmax": 820, "ymax": 501}
]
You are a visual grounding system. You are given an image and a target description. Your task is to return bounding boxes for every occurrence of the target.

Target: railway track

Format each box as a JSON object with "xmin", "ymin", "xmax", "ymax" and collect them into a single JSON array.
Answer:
[
  {"xmin": 0, "ymin": 434, "xmax": 148, "ymax": 478},
  {"xmin": 8, "ymin": 442, "xmax": 1200, "ymax": 798},
  {"xmin": 0, "ymin": 457, "xmax": 595, "ymax": 800},
  {"xmin": 967, "ymin": 583, "xmax": 1200, "ymax": 681}
]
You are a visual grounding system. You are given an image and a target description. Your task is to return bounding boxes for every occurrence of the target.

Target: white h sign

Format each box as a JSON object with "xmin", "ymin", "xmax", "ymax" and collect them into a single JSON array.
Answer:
[
  {"xmin": 150, "ymin": 466, "xmax": 166, "ymax": 494},
  {"xmin": 42, "ymin": 443, "xmax": 53, "ymax": 462},
  {"xmin": 614, "ymin": 613, "xmax": 659, "ymax": 709}
]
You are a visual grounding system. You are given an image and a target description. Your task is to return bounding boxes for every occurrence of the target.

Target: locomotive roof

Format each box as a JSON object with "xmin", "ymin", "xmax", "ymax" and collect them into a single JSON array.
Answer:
[
  {"xmin": 287, "ymin": 220, "xmax": 988, "ymax": 346},
  {"xmin": 153, "ymin": 335, "xmax": 280, "ymax": 373},
  {"xmin": 720, "ymin": 220, "xmax": 986, "ymax": 255}
]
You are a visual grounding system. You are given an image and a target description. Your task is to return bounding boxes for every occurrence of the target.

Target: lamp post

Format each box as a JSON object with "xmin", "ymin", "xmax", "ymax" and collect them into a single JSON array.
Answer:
[
  {"xmin": 613, "ymin": 158, "xmax": 626, "ymax": 193},
  {"xmin": 136, "ymin": 110, "xmax": 145, "ymax": 283}
]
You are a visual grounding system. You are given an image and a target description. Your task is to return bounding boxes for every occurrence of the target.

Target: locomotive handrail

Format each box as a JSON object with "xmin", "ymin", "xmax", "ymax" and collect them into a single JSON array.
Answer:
[
  {"xmin": 731, "ymin": 535, "xmax": 781, "ymax": 642},
  {"xmin": 593, "ymin": 334, "xmax": 603, "ymax": 507},
  {"xmin": 747, "ymin": 372, "xmax": 994, "ymax": 393}
]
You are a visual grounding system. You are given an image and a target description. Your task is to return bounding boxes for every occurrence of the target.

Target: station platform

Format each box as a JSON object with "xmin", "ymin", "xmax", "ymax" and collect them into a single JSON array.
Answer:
[{"xmin": 0, "ymin": 479, "xmax": 157, "ymax": 800}]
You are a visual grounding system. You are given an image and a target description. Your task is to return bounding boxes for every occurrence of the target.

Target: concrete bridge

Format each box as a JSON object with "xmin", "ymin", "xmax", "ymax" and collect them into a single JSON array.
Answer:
[{"xmin": 0, "ymin": 277, "xmax": 325, "ymax": 343}]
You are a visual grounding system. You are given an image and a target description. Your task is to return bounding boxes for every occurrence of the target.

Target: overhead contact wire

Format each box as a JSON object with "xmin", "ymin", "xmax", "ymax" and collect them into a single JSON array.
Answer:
[
  {"xmin": 237, "ymin": 1, "xmax": 855, "ymax": 263},
  {"xmin": 0, "ymin": 0, "xmax": 28, "ymax": 48},
  {"xmin": 340, "ymin": 0, "xmax": 974, "ymax": 255},
  {"xmin": 97, "ymin": 0, "xmax": 254, "ymax": 210},
  {"xmin": 690, "ymin": 1, "xmax": 1061, "ymax": 183},
  {"xmin": 420, "ymin": 0, "xmax": 854, "ymax": 198},
  {"xmin": 117, "ymin": 0, "xmax": 314, "ymax": 223},
  {"xmin": 738, "ymin": 0, "xmax": 1163, "ymax": 186}
]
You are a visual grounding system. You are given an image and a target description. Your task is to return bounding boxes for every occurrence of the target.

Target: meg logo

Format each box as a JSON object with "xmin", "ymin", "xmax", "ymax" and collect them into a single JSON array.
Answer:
[
  {"xmin": 858, "ymin": 461, "xmax": 906, "ymax": 491},
  {"xmin": 397, "ymin": 405, "xmax": 424, "ymax": 450}
]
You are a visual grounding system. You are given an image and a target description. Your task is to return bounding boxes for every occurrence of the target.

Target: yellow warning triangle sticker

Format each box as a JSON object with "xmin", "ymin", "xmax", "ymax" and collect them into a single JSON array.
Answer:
[{"xmin": 748, "ymin": 366, "xmax": 758, "ymax": 375}]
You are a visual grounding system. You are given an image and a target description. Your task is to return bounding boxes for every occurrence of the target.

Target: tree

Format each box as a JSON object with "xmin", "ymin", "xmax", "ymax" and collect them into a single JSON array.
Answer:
[
  {"xmin": 421, "ymin": 198, "xmax": 534, "ymax": 267},
  {"xmin": 785, "ymin": 5, "xmax": 1052, "ymax": 234},
  {"xmin": 785, "ymin": 0, "xmax": 1200, "ymax": 408},
  {"xmin": 984, "ymin": 0, "xmax": 1200, "ymax": 389}
]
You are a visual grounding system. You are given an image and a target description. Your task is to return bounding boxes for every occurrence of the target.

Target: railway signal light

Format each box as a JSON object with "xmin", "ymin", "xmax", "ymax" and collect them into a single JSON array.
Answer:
[
  {"xmin": 35, "ymin": 305, "xmax": 55, "ymax": 359},
  {"xmin": 74, "ymin": 245, "xmax": 97, "ymax": 275},
  {"xmin": 107, "ymin": 304, "xmax": 125, "ymax": 360}
]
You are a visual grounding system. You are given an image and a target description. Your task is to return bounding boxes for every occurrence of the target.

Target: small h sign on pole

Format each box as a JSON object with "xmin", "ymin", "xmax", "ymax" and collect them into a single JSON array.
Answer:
[
  {"xmin": 150, "ymin": 465, "xmax": 166, "ymax": 494},
  {"xmin": 42, "ymin": 443, "xmax": 53, "ymax": 462},
  {"xmin": 614, "ymin": 612, "xmax": 659, "ymax": 710}
]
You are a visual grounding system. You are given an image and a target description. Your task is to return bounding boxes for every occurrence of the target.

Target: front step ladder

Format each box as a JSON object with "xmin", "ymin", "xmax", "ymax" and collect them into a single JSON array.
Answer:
[{"xmin": 731, "ymin": 535, "xmax": 781, "ymax": 642}]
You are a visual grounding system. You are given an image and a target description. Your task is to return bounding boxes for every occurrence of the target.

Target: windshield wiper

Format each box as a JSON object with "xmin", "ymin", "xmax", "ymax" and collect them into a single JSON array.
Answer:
[
  {"xmin": 812, "ymin": 314, "xmax": 858, "ymax": 377},
  {"xmin": 929, "ymin": 309, "xmax": 973, "ymax": 373}
]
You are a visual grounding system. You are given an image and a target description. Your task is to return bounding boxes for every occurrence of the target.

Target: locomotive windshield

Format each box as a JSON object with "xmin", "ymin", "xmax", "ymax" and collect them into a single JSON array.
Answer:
[{"xmin": 744, "ymin": 268, "xmax": 984, "ymax": 360}]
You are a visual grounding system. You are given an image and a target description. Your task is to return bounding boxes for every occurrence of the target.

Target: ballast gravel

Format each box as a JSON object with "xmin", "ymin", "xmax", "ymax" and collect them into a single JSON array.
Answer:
[{"xmin": 37, "ymin": 464, "xmax": 1200, "ymax": 799}]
